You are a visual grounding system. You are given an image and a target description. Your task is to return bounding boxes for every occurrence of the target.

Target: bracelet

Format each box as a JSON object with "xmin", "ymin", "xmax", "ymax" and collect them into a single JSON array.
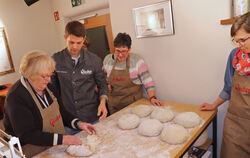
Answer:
[{"xmin": 149, "ymin": 96, "xmax": 157, "ymax": 101}]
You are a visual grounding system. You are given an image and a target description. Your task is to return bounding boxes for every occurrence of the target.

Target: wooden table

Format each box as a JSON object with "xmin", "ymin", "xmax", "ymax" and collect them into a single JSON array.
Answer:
[{"xmin": 34, "ymin": 98, "xmax": 217, "ymax": 158}]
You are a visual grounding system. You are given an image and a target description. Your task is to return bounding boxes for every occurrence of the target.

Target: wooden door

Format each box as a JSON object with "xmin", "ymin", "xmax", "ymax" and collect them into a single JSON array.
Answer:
[{"xmin": 84, "ymin": 14, "xmax": 114, "ymax": 60}]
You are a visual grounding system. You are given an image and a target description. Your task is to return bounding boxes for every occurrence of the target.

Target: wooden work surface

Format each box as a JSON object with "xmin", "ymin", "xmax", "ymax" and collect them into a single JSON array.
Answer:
[{"xmin": 34, "ymin": 98, "xmax": 216, "ymax": 158}]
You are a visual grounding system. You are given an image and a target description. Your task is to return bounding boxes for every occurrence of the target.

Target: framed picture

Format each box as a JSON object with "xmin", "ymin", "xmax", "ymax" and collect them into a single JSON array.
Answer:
[
  {"xmin": 132, "ymin": 0, "xmax": 174, "ymax": 38},
  {"xmin": 0, "ymin": 28, "xmax": 15, "ymax": 75}
]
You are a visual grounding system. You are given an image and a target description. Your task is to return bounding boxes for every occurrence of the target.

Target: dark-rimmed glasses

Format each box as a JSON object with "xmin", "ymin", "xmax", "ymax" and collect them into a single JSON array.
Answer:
[{"xmin": 232, "ymin": 36, "xmax": 250, "ymax": 46}]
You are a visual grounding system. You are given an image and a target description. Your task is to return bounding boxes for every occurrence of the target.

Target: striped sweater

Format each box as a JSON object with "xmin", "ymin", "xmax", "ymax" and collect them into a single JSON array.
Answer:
[{"xmin": 103, "ymin": 53, "xmax": 155, "ymax": 92}]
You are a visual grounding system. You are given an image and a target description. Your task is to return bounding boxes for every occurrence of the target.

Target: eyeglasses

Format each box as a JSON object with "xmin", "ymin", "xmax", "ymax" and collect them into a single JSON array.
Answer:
[
  {"xmin": 115, "ymin": 48, "xmax": 128, "ymax": 55},
  {"xmin": 232, "ymin": 36, "xmax": 250, "ymax": 46},
  {"xmin": 40, "ymin": 73, "xmax": 54, "ymax": 80}
]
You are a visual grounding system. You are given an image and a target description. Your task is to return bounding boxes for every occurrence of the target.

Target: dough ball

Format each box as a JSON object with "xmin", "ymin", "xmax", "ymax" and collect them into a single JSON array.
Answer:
[
  {"xmin": 193, "ymin": 129, "xmax": 208, "ymax": 147},
  {"xmin": 138, "ymin": 119, "xmax": 163, "ymax": 137},
  {"xmin": 118, "ymin": 113, "xmax": 140, "ymax": 130},
  {"xmin": 150, "ymin": 107, "xmax": 174, "ymax": 122},
  {"xmin": 174, "ymin": 112, "xmax": 201, "ymax": 128},
  {"xmin": 131, "ymin": 105, "xmax": 153, "ymax": 117},
  {"xmin": 66, "ymin": 143, "xmax": 95, "ymax": 157},
  {"xmin": 160, "ymin": 124, "xmax": 189, "ymax": 145}
]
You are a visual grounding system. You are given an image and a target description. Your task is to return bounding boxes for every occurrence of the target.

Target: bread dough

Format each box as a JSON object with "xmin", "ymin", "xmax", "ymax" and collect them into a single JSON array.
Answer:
[
  {"xmin": 66, "ymin": 135, "xmax": 101, "ymax": 157},
  {"xmin": 131, "ymin": 105, "xmax": 153, "ymax": 117},
  {"xmin": 160, "ymin": 124, "xmax": 189, "ymax": 145},
  {"xmin": 150, "ymin": 107, "xmax": 174, "ymax": 122},
  {"xmin": 174, "ymin": 112, "xmax": 201, "ymax": 128},
  {"xmin": 193, "ymin": 129, "xmax": 208, "ymax": 147},
  {"xmin": 118, "ymin": 113, "xmax": 140, "ymax": 130},
  {"xmin": 87, "ymin": 134, "xmax": 101, "ymax": 146},
  {"xmin": 66, "ymin": 142, "xmax": 95, "ymax": 157},
  {"xmin": 138, "ymin": 119, "xmax": 163, "ymax": 137}
]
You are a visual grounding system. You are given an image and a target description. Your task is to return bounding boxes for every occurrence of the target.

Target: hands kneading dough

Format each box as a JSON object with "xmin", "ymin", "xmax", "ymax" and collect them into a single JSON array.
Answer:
[{"xmin": 66, "ymin": 134, "xmax": 101, "ymax": 157}]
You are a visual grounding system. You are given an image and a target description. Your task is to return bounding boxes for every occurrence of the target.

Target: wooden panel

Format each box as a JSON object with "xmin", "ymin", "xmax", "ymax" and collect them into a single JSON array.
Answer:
[
  {"xmin": 34, "ymin": 98, "xmax": 216, "ymax": 158},
  {"xmin": 220, "ymin": 18, "xmax": 236, "ymax": 25},
  {"xmin": 84, "ymin": 14, "xmax": 114, "ymax": 53}
]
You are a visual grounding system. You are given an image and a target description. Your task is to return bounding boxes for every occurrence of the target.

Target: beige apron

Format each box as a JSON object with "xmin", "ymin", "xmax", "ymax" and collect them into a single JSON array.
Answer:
[
  {"xmin": 22, "ymin": 81, "xmax": 65, "ymax": 157},
  {"xmin": 108, "ymin": 55, "xmax": 143, "ymax": 114},
  {"xmin": 220, "ymin": 73, "xmax": 250, "ymax": 158}
]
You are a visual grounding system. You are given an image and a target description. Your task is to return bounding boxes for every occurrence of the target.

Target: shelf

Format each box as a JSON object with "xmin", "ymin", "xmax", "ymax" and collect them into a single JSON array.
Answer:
[
  {"xmin": 199, "ymin": 138, "xmax": 213, "ymax": 150},
  {"xmin": 220, "ymin": 18, "xmax": 236, "ymax": 25}
]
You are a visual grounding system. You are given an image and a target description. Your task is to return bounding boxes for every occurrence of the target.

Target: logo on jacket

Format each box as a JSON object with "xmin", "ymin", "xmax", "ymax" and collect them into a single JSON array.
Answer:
[
  {"xmin": 81, "ymin": 69, "xmax": 92, "ymax": 75},
  {"xmin": 50, "ymin": 115, "xmax": 61, "ymax": 127}
]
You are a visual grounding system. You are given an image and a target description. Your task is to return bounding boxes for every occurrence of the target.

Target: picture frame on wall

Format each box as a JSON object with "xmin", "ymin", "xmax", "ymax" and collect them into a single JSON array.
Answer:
[
  {"xmin": 132, "ymin": 0, "xmax": 174, "ymax": 38},
  {"xmin": 0, "ymin": 28, "xmax": 15, "ymax": 75}
]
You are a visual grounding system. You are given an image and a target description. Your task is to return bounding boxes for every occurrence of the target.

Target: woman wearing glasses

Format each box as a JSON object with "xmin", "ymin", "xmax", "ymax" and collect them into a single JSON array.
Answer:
[
  {"xmin": 200, "ymin": 12, "xmax": 250, "ymax": 157},
  {"xmin": 3, "ymin": 51, "xmax": 96, "ymax": 157},
  {"xmin": 103, "ymin": 33, "xmax": 162, "ymax": 114}
]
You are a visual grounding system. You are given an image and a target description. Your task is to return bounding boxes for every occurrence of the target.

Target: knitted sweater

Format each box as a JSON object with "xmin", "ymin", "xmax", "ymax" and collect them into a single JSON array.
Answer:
[{"xmin": 103, "ymin": 53, "xmax": 155, "ymax": 92}]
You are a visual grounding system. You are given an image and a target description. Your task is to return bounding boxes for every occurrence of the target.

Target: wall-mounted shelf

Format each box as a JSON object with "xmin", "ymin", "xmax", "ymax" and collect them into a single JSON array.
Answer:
[{"xmin": 220, "ymin": 18, "xmax": 236, "ymax": 25}]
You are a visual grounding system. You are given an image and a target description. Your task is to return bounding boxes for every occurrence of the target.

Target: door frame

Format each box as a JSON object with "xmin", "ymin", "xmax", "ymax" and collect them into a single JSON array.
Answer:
[{"xmin": 84, "ymin": 14, "xmax": 114, "ymax": 53}]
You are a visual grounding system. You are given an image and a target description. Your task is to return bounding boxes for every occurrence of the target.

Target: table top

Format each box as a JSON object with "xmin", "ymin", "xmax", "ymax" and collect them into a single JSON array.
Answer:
[{"xmin": 34, "ymin": 98, "xmax": 216, "ymax": 158}]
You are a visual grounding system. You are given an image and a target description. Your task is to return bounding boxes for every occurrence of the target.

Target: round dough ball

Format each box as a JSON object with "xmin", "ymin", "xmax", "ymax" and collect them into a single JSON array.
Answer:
[
  {"xmin": 138, "ymin": 119, "xmax": 163, "ymax": 137},
  {"xmin": 150, "ymin": 108, "xmax": 174, "ymax": 122},
  {"xmin": 193, "ymin": 129, "xmax": 208, "ymax": 147},
  {"xmin": 66, "ymin": 144, "xmax": 95, "ymax": 157},
  {"xmin": 131, "ymin": 105, "xmax": 153, "ymax": 117},
  {"xmin": 118, "ymin": 113, "xmax": 140, "ymax": 130},
  {"xmin": 160, "ymin": 124, "xmax": 189, "ymax": 145},
  {"xmin": 174, "ymin": 112, "xmax": 201, "ymax": 128}
]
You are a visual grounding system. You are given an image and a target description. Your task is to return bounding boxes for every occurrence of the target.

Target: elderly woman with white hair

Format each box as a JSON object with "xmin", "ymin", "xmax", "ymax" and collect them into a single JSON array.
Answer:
[{"xmin": 3, "ymin": 50, "xmax": 96, "ymax": 157}]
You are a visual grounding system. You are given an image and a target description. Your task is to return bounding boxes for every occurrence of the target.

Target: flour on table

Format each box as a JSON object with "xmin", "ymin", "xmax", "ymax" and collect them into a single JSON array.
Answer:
[
  {"xmin": 87, "ymin": 134, "xmax": 101, "ymax": 146},
  {"xmin": 150, "ymin": 107, "xmax": 174, "ymax": 122},
  {"xmin": 138, "ymin": 119, "xmax": 163, "ymax": 137},
  {"xmin": 118, "ymin": 113, "xmax": 140, "ymax": 130},
  {"xmin": 132, "ymin": 104, "xmax": 153, "ymax": 117},
  {"xmin": 160, "ymin": 124, "xmax": 189, "ymax": 145},
  {"xmin": 174, "ymin": 112, "xmax": 201, "ymax": 128}
]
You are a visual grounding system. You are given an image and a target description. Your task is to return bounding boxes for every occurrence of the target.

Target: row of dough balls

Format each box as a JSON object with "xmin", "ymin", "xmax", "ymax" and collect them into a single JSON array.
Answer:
[{"xmin": 118, "ymin": 105, "xmax": 201, "ymax": 145}]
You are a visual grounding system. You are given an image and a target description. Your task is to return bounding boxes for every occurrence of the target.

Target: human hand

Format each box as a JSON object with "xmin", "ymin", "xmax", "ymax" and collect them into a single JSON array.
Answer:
[
  {"xmin": 151, "ymin": 98, "xmax": 163, "ymax": 106},
  {"xmin": 97, "ymin": 102, "xmax": 108, "ymax": 121},
  {"xmin": 62, "ymin": 135, "xmax": 82, "ymax": 145},
  {"xmin": 78, "ymin": 122, "xmax": 97, "ymax": 134},
  {"xmin": 200, "ymin": 103, "xmax": 217, "ymax": 111}
]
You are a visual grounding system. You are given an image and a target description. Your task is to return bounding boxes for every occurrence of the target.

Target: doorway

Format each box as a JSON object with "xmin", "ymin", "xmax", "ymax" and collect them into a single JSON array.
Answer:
[{"xmin": 84, "ymin": 14, "xmax": 114, "ymax": 60}]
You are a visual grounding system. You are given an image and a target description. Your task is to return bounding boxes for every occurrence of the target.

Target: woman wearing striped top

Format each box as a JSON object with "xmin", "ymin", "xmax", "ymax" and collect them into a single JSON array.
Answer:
[{"xmin": 103, "ymin": 33, "xmax": 162, "ymax": 114}]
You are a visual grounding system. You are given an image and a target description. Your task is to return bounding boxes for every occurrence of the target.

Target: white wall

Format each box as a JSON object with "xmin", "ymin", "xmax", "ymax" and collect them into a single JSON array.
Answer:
[
  {"xmin": 109, "ymin": 0, "xmax": 234, "ymax": 157},
  {"xmin": 50, "ymin": 0, "xmax": 109, "ymax": 49},
  {"xmin": 0, "ymin": 0, "xmax": 59, "ymax": 84}
]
